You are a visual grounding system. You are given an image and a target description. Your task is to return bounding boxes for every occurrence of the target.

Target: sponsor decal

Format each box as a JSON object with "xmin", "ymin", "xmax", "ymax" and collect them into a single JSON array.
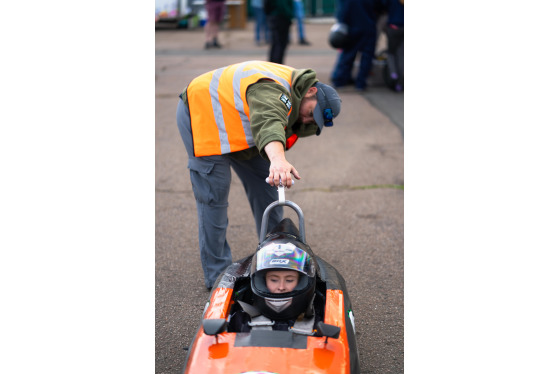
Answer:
[
  {"xmin": 270, "ymin": 259, "xmax": 290, "ymax": 265},
  {"xmin": 279, "ymin": 94, "xmax": 292, "ymax": 110},
  {"xmin": 348, "ymin": 310, "xmax": 356, "ymax": 332}
]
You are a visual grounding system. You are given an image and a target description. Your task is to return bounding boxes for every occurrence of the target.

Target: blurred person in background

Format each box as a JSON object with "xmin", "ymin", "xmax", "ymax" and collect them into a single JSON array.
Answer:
[
  {"xmin": 293, "ymin": 0, "xmax": 311, "ymax": 45},
  {"xmin": 204, "ymin": 0, "xmax": 226, "ymax": 49},
  {"xmin": 265, "ymin": 0, "xmax": 294, "ymax": 64},
  {"xmin": 381, "ymin": 0, "xmax": 404, "ymax": 91},
  {"xmin": 252, "ymin": 0, "xmax": 270, "ymax": 45},
  {"xmin": 330, "ymin": 0, "xmax": 380, "ymax": 91}
]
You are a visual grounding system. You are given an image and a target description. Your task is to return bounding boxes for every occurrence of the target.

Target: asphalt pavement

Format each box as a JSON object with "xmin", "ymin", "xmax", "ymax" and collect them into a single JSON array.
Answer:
[{"xmin": 155, "ymin": 18, "xmax": 404, "ymax": 374}]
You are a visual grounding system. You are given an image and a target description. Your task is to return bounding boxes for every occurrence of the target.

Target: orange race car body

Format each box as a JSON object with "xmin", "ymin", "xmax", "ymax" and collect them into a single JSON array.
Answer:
[{"xmin": 182, "ymin": 191, "xmax": 360, "ymax": 374}]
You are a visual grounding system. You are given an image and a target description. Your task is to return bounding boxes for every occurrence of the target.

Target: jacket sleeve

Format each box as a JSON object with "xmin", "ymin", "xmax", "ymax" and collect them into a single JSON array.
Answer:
[
  {"xmin": 336, "ymin": 0, "xmax": 350, "ymax": 23},
  {"xmin": 247, "ymin": 81, "xmax": 292, "ymax": 158}
]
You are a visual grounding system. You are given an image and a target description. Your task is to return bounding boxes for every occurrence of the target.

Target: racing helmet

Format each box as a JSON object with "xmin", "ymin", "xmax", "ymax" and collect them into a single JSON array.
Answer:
[
  {"xmin": 250, "ymin": 242, "xmax": 316, "ymax": 320},
  {"xmin": 328, "ymin": 22, "xmax": 349, "ymax": 49}
]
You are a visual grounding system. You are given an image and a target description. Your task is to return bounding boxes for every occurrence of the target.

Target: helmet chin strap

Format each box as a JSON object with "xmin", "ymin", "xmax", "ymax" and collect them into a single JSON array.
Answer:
[{"xmin": 265, "ymin": 297, "xmax": 292, "ymax": 313}]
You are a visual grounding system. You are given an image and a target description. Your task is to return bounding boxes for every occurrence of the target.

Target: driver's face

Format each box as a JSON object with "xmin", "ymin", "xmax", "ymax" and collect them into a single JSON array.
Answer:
[{"xmin": 265, "ymin": 270, "xmax": 299, "ymax": 293}]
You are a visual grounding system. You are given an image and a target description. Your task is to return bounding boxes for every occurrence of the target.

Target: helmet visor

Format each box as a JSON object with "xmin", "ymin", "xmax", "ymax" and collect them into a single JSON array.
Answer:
[{"xmin": 255, "ymin": 243, "xmax": 312, "ymax": 276}]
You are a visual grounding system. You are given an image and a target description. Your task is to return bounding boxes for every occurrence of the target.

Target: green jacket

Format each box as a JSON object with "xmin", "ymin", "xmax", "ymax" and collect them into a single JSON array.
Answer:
[
  {"xmin": 265, "ymin": 0, "xmax": 294, "ymax": 19},
  {"xmin": 232, "ymin": 68, "xmax": 319, "ymax": 160}
]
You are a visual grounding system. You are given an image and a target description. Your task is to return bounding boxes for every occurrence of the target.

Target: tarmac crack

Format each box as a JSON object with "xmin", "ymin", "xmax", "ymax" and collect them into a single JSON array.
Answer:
[{"xmin": 297, "ymin": 184, "xmax": 404, "ymax": 193}]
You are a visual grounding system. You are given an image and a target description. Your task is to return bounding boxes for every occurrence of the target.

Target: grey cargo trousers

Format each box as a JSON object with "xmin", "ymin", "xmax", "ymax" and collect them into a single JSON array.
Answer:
[{"xmin": 176, "ymin": 99, "xmax": 283, "ymax": 288}]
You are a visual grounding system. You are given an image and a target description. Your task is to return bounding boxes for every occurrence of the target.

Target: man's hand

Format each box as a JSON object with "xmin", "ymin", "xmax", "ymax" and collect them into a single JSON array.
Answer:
[{"xmin": 264, "ymin": 141, "xmax": 301, "ymax": 188}]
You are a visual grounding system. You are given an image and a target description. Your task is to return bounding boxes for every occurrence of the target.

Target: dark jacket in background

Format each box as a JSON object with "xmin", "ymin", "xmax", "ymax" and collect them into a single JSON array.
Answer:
[
  {"xmin": 383, "ymin": 0, "xmax": 404, "ymax": 27},
  {"xmin": 330, "ymin": 0, "xmax": 379, "ymax": 89},
  {"xmin": 265, "ymin": 0, "xmax": 293, "ymax": 18},
  {"xmin": 337, "ymin": 0, "xmax": 377, "ymax": 42},
  {"xmin": 266, "ymin": 0, "xmax": 293, "ymax": 64}
]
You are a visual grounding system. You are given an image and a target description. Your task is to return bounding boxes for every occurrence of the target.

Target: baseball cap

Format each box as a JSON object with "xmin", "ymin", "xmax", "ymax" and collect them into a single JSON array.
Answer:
[{"xmin": 312, "ymin": 82, "xmax": 342, "ymax": 135}]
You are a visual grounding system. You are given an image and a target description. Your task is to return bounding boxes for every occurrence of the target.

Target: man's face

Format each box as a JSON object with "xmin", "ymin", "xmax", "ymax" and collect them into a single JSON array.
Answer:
[
  {"xmin": 298, "ymin": 95, "xmax": 317, "ymax": 126},
  {"xmin": 265, "ymin": 270, "xmax": 299, "ymax": 293}
]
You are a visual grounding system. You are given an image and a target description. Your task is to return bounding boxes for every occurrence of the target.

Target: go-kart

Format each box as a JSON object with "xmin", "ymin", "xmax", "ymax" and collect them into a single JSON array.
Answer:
[{"xmin": 182, "ymin": 182, "xmax": 360, "ymax": 374}]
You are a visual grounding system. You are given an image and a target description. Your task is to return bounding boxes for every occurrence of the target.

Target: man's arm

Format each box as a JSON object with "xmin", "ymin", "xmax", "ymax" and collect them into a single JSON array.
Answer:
[
  {"xmin": 247, "ymin": 82, "xmax": 300, "ymax": 188},
  {"xmin": 264, "ymin": 141, "xmax": 300, "ymax": 188}
]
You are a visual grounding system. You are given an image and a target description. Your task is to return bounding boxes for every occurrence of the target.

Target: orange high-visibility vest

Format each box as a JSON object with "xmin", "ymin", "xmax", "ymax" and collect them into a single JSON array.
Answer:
[{"xmin": 187, "ymin": 61, "xmax": 294, "ymax": 157}]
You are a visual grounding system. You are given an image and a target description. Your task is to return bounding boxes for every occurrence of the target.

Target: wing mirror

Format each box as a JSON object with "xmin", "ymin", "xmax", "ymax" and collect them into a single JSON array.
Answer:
[
  {"xmin": 203, "ymin": 318, "xmax": 227, "ymax": 343},
  {"xmin": 316, "ymin": 321, "xmax": 341, "ymax": 345}
]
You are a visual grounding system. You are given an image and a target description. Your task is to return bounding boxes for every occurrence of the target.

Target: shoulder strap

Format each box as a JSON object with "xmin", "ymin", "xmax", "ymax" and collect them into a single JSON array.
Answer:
[
  {"xmin": 289, "ymin": 315, "xmax": 316, "ymax": 336},
  {"xmin": 290, "ymin": 294, "xmax": 317, "ymax": 336},
  {"xmin": 237, "ymin": 300, "xmax": 275, "ymax": 330},
  {"xmin": 237, "ymin": 300, "xmax": 261, "ymax": 318},
  {"xmin": 248, "ymin": 315, "xmax": 275, "ymax": 330},
  {"xmin": 236, "ymin": 299, "xmax": 316, "ymax": 334}
]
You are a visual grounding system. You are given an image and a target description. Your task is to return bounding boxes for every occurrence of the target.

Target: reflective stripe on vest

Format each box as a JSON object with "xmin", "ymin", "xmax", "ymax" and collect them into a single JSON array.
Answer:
[{"xmin": 187, "ymin": 61, "xmax": 294, "ymax": 157}]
